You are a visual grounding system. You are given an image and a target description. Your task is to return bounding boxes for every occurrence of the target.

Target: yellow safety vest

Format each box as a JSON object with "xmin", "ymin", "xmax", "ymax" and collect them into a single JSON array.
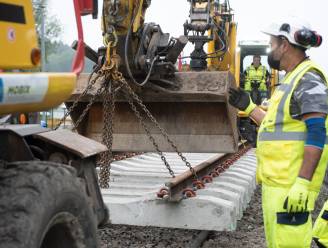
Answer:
[
  {"xmin": 245, "ymin": 64, "xmax": 267, "ymax": 91},
  {"xmin": 256, "ymin": 60, "xmax": 328, "ymax": 192}
]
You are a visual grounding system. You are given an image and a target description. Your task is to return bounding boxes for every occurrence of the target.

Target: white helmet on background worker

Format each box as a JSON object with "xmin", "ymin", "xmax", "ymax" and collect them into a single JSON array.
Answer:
[{"xmin": 262, "ymin": 17, "xmax": 322, "ymax": 49}]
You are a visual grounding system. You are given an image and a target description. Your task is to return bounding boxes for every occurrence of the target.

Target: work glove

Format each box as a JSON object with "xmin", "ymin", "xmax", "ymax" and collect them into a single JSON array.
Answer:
[
  {"xmin": 285, "ymin": 177, "xmax": 310, "ymax": 213},
  {"xmin": 228, "ymin": 87, "xmax": 256, "ymax": 115}
]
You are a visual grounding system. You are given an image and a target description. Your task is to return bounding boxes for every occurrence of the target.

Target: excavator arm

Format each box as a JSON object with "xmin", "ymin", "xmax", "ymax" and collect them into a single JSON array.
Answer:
[
  {"xmin": 96, "ymin": 0, "xmax": 187, "ymax": 87},
  {"xmin": 68, "ymin": 0, "xmax": 239, "ymax": 153}
]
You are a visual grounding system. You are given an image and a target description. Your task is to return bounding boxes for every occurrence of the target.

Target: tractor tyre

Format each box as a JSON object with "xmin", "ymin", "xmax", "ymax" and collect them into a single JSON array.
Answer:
[{"xmin": 0, "ymin": 161, "xmax": 99, "ymax": 248}]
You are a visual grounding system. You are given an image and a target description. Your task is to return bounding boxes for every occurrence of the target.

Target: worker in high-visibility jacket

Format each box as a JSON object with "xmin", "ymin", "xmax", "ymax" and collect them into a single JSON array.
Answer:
[
  {"xmin": 244, "ymin": 55, "xmax": 269, "ymax": 100},
  {"xmin": 229, "ymin": 18, "xmax": 328, "ymax": 248}
]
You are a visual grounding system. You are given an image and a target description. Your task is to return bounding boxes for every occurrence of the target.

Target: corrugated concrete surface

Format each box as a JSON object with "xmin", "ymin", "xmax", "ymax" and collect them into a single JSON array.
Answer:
[{"xmin": 101, "ymin": 149, "xmax": 257, "ymax": 231}]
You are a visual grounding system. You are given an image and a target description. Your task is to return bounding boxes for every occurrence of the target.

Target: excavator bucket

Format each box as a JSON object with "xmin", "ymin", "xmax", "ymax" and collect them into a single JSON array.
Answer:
[{"xmin": 67, "ymin": 71, "xmax": 238, "ymax": 153}]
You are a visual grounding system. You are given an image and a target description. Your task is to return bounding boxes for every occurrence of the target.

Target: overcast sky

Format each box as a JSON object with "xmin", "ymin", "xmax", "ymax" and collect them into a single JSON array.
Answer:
[{"xmin": 48, "ymin": 0, "xmax": 328, "ymax": 71}]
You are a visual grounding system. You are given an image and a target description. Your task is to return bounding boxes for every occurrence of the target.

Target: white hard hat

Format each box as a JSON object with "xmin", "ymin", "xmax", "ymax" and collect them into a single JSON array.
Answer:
[{"xmin": 262, "ymin": 17, "xmax": 316, "ymax": 49}]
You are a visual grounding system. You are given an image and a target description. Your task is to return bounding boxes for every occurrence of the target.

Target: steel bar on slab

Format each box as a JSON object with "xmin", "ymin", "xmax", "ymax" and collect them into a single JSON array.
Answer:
[{"xmin": 164, "ymin": 144, "xmax": 250, "ymax": 202}]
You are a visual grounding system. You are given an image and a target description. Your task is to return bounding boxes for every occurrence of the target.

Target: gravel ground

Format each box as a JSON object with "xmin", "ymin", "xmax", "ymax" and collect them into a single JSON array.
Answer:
[
  {"xmin": 202, "ymin": 186, "xmax": 265, "ymax": 248},
  {"xmin": 98, "ymin": 184, "xmax": 328, "ymax": 248}
]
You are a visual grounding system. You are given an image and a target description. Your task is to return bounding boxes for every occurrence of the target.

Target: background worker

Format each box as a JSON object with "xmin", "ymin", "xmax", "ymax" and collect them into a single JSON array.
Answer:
[
  {"xmin": 229, "ymin": 18, "xmax": 328, "ymax": 248},
  {"xmin": 244, "ymin": 55, "xmax": 269, "ymax": 103}
]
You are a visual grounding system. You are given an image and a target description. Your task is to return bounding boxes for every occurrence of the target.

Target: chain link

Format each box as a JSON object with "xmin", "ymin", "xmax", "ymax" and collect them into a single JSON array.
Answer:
[
  {"xmin": 113, "ymin": 72, "xmax": 197, "ymax": 179},
  {"xmin": 54, "ymin": 71, "xmax": 102, "ymax": 130},
  {"xmin": 100, "ymin": 67, "xmax": 182, "ymax": 180},
  {"xmin": 54, "ymin": 35, "xmax": 195, "ymax": 186},
  {"xmin": 123, "ymin": 91, "xmax": 176, "ymax": 178},
  {"xmin": 96, "ymin": 42, "xmax": 123, "ymax": 188},
  {"xmin": 72, "ymin": 80, "xmax": 107, "ymax": 131},
  {"xmin": 98, "ymin": 78, "xmax": 117, "ymax": 188}
]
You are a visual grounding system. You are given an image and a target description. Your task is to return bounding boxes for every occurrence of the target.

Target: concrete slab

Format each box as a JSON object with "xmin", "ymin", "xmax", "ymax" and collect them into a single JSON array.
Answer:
[
  {"xmin": 106, "ymin": 195, "xmax": 238, "ymax": 231},
  {"xmin": 197, "ymin": 187, "xmax": 243, "ymax": 219},
  {"xmin": 101, "ymin": 149, "xmax": 258, "ymax": 231}
]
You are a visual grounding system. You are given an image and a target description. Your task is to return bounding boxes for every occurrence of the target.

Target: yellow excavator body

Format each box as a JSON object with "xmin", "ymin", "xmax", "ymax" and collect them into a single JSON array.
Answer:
[
  {"xmin": 67, "ymin": 0, "xmax": 240, "ymax": 153},
  {"xmin": 0, "ymin": 0, "xmax": 258, "ymax": 153},
  {"xmin": 0, "ymin": 0, "xmax": 76, "ymax": 115},
  {"xmin": 0, "ymin": 0, "xmax": 39, "ymax": 69}
]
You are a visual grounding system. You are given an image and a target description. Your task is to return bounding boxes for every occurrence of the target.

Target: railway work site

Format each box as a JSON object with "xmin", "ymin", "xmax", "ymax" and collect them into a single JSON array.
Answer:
[{"xmin": 1, "ymin": 0, "xmax": 328, "ymax": 247}]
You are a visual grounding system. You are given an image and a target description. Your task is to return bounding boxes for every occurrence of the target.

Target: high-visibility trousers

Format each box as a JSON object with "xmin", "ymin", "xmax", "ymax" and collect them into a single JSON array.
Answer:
[
  {"xmin": 313, "ymin": 200, "xmax": 328, "ymax": 247},
  {"xmin": 262, "ymin": 184, "xmax": 318, "ymax": 248}
]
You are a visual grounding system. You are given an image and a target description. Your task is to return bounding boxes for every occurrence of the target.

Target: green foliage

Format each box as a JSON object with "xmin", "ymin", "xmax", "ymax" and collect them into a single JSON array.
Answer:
[
  {"xmin": 32, "ymin": 0, "xmax": 62, "ymax": 59},
  {"xmin": 46, "ymin": 42, "xmax": 94, "ymax": 73},
  {"xmin": 31, "ymin": 0, "xmax": 94, "ymax": 72}
]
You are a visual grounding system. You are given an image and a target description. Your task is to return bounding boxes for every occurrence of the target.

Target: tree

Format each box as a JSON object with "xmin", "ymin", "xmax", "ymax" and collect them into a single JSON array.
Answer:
[
  {"xmin": 31, "ymin": 1, "xmax": 95, "ymax": 73},
  {"xmin": 46, "ymin": 42, "xmax": 94, "ymax": 73},
  {"xmin": 32, "ymin": 0, "xmax": 62, "ymax": 60}
]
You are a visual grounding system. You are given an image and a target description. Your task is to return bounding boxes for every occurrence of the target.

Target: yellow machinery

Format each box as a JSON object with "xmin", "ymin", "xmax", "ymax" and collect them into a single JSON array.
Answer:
[
  {"xmin": 0, "ymin": 2, "xmax": 273, "ymax": 245},
  {"xmin": 0, "ymin": 2, "xmax": 109, "ymax": 247},
  {"xmin": 0, "ymin": 0, "xmax": 38, "ymax": 68},
  {"xmin": 235, "ymin": 40, "xmax": 279, "ymax": 144},
  {"xmin": 0, "ymin": 0, "xmax": 76, "ymax": 114},
  {"xmin": 68, "ymin": 0, "xmax": 240, "ymax": 153},
  {"xmin": 235, "ymin": 40, "xmax": 278, "ymax": 94}
]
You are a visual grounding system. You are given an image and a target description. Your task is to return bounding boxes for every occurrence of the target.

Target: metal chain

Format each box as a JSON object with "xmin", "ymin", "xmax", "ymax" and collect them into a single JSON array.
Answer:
[
  {"xmin": 122, "ymin": 79, "xmax": 196, "ymax": 178},
  {"xmin": 97, "ymin": 65, "xmax": 178, "ymax": 183},
  {"xmin": 72, "ymin": 79, "xmax": 107, "ymax": 131},
  {"xmin": 96, "ymin": 41, "xmax": 122, "ymax": 187},
  {"xmin": 98, "ymin": 78, "xmax": 117, "ymax": 188},
  {"xmin": 54, "ymin": 71, "xmax": 101, "ymax": 130},
  {"xmin": 123, "ymin": 91, "xmax": 176, "ymax": 178},
  {"xmin": 110, "ymin": 70, "xmax": 196, "ymax": 179},
  {"xmin": 53, "ymin": 32, "xmax": 194, "ymax": 184}
]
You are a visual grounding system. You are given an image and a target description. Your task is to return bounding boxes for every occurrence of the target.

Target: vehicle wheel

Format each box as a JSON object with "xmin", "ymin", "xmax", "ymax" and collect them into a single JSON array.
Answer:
[{"xmin": 0, "ymin": 161, "xmax": 99, "ymax": 248}]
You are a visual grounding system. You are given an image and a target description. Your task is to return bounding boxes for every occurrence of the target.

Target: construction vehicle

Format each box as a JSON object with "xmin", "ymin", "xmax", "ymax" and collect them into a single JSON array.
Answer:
[
  {"xmin": 235, "ymin": 40, "xmax": 279, "ymax": 145},
  {"xmin": 236, "ymin": 40, "xmax": 278, "ymax": 95},
  {"xmin": 68, "ymin": 0, "xmax": 239, "ymax": 154},
  {"xmin": 0, "ymin": 0, "xmax": 276, "ymax": 246},
  {"xmin": 0, "ymin": 0, "xmax": 108, "ymax": 247}
]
